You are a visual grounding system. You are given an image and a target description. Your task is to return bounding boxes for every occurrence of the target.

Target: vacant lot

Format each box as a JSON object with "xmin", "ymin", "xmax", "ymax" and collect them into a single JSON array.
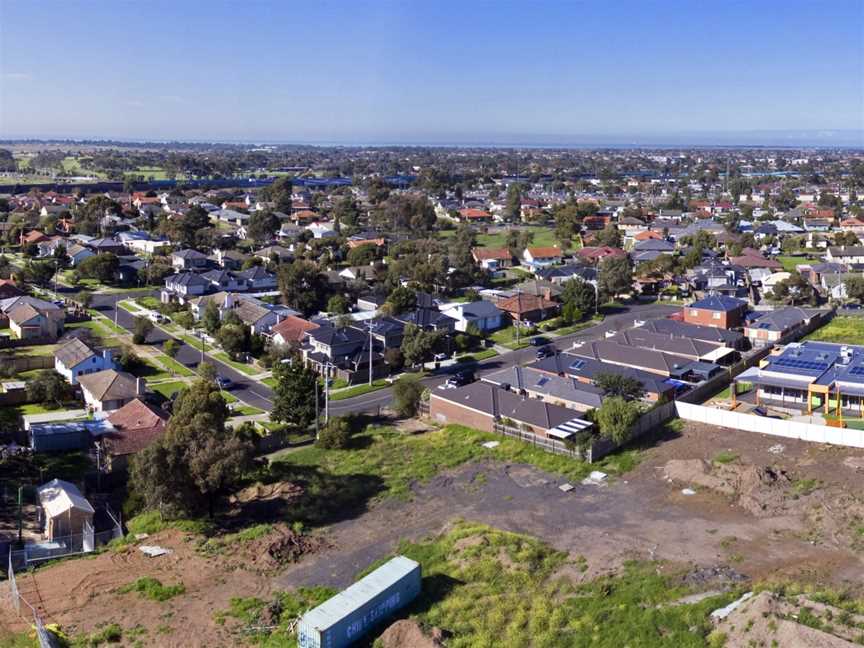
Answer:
[
  {"xmin": 805, "ymin": 316, "xmax": 864, "ymax": 345},
  {"xmin": 7, "ymin": 419, "xmax": 864, "ymax": 646}
]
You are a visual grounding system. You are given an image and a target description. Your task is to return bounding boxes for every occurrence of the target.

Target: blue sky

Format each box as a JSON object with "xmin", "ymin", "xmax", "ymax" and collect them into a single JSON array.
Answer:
[{"xmin": 1, "ymin": 0, "xmax": 863, "ymax": 144}]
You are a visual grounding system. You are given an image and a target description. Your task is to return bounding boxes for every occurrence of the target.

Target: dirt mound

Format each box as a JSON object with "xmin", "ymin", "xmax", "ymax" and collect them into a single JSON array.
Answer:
[
  {"xmin": 245, "ymin": 524, "xmax": 327, "ymax": 568},
  {"xmin": 230, "ymin": 481, "xmax": 304, "ymax": 504},
  {"xmin": 379, "ymin": 620, "xmax": 444, "ymax": 648},
  {"xmin": 682, "ymin": 565, "xmax": 748, "ymax": 587},
  {"xmin": 663, "ymin": 460, "xmax": 796, "ymax": 516},
  {"xmin": 714, "ymin": 591, "xmax": 858, "ymax": 647}
]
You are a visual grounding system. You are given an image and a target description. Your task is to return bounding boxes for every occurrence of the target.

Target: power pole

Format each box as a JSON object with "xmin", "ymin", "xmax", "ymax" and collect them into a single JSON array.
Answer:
[
  {"xmin": 314, "ymin": 378, "xmax": 320, "ymax": 440},
  {"xmin": 368, "ymin": 322, "xmax": 373, "ymax": 386},
  {"xmin": 324, "ymin": 363, "xmax": 330, "ymax": 424}
]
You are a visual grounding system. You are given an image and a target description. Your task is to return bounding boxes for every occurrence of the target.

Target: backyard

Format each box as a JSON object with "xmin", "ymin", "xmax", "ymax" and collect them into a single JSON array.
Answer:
[{"xmin": 805, "ymin": 316, "xmax": 864, "ymax": 345}]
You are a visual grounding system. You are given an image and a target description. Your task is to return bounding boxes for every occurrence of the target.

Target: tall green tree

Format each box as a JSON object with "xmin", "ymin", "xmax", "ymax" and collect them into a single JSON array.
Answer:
[
  {"xmin": 278, "ymin": 261, "xmax": 328, "ymax": 316},
  {"xmin": 272, "ymin": 357, "xmax": 321, "ymax": 431},
  {"xmin": 596, "ymin": 396, "xmax": 641, "ymax": 445},
  {"xmin": 400, "ymin": 324, "xmax": 442, "ymax": 367},
  {"xmin": 129, "ymin": 377, "xmax": 253, "ymax": 517},
  {"xmin": 246, "ymin": 210, "xmax": 280, "ymax": 243},
  {"xmin": 598, "ymin": 255, "xmax": 633, "ymax": 300}
]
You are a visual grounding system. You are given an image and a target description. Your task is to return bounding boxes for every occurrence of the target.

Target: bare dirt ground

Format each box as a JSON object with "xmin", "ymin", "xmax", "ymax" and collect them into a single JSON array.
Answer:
[
  {"xmin": 277, "ymin": 421, "xmax": 864, "ymax": 591},
  {"xmin": 5, "ymin": 420, "xmax": 864, "ymax": 646}
]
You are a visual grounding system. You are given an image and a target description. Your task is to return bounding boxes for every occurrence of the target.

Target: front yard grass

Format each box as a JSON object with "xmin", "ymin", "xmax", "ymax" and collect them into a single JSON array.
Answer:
[
  {"xmin": 151, "ymin": 381, "xmax": 187, "ymax": 399},
  {"xmin": 328, "ymin": 379, "xmax": 389, "ymax": 401},
  {"xmin": 271, "ymin": 424, "xmax": 639, "ymax": 500},
  {"xmin": 805, "ymin": 316, "xmax": 864, "ymax": 346},
  {"xmin": 210, "ymin": 351, "xmax": 260, "ymax": 376}
]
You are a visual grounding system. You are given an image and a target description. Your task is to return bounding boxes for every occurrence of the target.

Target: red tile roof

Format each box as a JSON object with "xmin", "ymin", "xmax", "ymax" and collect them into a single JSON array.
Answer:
[
  {"xmin": 472, "ymin": 247, "xmax": 511, "ymax": 261},
  {"xmin": 271, "ymin": 315, "xmax": 320, "ymax": 344},
  {"xmin": 526, "ymin": 246, "xmax": 562, "ymax": 258},
  {"xmin": 104, "ymin": 399, "xmax": 168, "ymax": 456},
  {"xmin": 459, "ymin": 208, "xmax": 492, "ymax": 219}
]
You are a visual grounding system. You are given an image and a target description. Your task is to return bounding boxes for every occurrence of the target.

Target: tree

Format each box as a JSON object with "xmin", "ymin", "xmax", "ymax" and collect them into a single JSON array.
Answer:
[
  {"xmin": 595, "ymin": 373, "xmax": 645, "ymax": 400},
  {"xmin": 400, "ymin": 324, "xmax": 441, "ymax": 367},
  {"xmin": 392, "ymin": 375, "xmax": 424, "ymax": 418},
  {"xmin": 21, "ymin": 260, "xmax": 56, "ymax": 287},
  {"xmin": 385, "ymin": 286, "xmax": 417, "ymax": 316},
  {"xmin": 278, "ymin": 260, "xmax": 328, "ymax": 316},
  {"xmin": 216, "ymin": 323, "xmax": 246, "ymax": 360},
  {"xmin": 246, "ymin": 210, "xmax": 280, "ymax": 243},
  {"xmin": 561, "ymin": 278, "xmax": 596, "ymax": 316},
  {"xmin": 346, "ymin": 243, "xmax": 378, "ymax": 266},
  {"xmin": 201, "ymin": 300, "xmax": 221, "ymax": 334},
  {"xmin": 505, "ymin": 183, "xmax": 522, "ymax": 220},
  {"xmin": 78, "ymin": 253, "xmax": 119, "ymax": 284},
  {"xmin": 272, "ymin": 357, "xmax": 320, "ymax": 430},
  {"xmin": 316, "ymin": 416, "xmax": 353, "ymax": 449},
  {"xmin": 129, "ymin": 377, "xmax": 253, "ymax": 517},
  {"xmin": 771, "ymin": 271, "xmax": 816, "ymax": 306},
  {"xmin": 75, "ymin": 289, "xmax": 93, "ymax": 309},
  {"xmin": 174, "ymin": 310, "xmax": 194, "ymax": 332},
  {"xmin": 844, "ymin": 276, "xmax": 864, "ymax": 303},
  {"xmin": 598, "ymin": 255, "xmax": 633, "ymax": 300},
  {"xmin": 595, "ymin": 396, "xmax": 640, "ymax": 445},
  {"xmin": 326, "ymin": 294, "xmax": 350, "ymax": 315},
  {"xmin": 26, "ymin": 370, "xmax": 69, "ymax": 407},
  {"xmin": 132, "ymin": 316, "xmax": 154, "ymax": 344},
  {"xmin": 595, "ymin": 224, "xmax": 622, "ymax": 248},
  {"xmin": 163, "ymin": 339, "xmax": 180, "ymax": 360}
]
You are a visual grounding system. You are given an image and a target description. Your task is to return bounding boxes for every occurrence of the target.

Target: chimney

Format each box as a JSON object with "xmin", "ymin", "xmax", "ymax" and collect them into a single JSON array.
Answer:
[{"xmin": 136, "ymin": 378, "xmax": 145, "ymax": 396}]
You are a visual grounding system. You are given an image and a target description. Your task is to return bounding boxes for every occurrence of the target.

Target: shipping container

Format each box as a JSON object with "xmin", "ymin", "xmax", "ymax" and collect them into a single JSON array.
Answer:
[{"xmin": 297, "ymin": 555, "xmax": 421, "ymax": 648}]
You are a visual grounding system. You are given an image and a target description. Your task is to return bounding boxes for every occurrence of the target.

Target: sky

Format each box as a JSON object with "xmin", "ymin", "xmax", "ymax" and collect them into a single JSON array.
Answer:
[{"xmin": 1, "ymin": 0, "xmax": 863, "ymax": 145}]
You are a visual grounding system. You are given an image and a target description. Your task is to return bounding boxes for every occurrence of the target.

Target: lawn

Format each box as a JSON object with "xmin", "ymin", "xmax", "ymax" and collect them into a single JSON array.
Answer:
[
  {"xmin": 328, "ymin": 379, "xmax": 389, "ymax": 401},
  {"xmin": 440, "ymin": 226, "xmax": 559, "ymax": 250},
  {"xmin": 150, "ymin": 381, "xmax": 187, "ymax": 399},
  {"xmin": 66, "ymin": 319, "xmax": 116, "ymax": 342},
  {"xmin": 271, "ymin": 424, "xmax": 640, "ymax": 500},
  {"xmin": 776, "ymin": 255, "xmax": 808, "ymax": 272},
  {"xmin": 805, "ymin": 316, "xmax": 864, "ymax": 346},
  {"xmin": 210, "ymin": 351, "xmax": 260, "ymax": 376},
  {"xmin": 135, "ymin": 296, "xmax": 161, "ymax": 310},
  {"xmin": 16, "ymin": 343, "xmax": 59, "ymax": 357},
  {"xmin": 456, "ymin": 348, "xmax": 499, "ymax": 363},
  {"xmin": 230, "ymin": 521, "xmax": 738, "ymax": 648}
]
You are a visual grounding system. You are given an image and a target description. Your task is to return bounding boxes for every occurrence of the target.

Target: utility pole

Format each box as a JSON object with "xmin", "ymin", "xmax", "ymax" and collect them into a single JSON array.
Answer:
[
  {"xmin": 314, "ymin": 378, "xmax": 320, "ymax": 440},
  {"xmin": 324, "ymin": 363, "xmax": 330, "ymax": 424},
  {"xmin": 368, "ymin": 322, "xmax": 373, "ymax": 386}
]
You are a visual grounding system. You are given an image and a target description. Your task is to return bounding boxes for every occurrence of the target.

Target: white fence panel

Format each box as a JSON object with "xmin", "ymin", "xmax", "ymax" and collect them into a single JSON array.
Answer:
[{"xmin": 675, "ymin": 402, "xmax": 864, "ymax": 449}]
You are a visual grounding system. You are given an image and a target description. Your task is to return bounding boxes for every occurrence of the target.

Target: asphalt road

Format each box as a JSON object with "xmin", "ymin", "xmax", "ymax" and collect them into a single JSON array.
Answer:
[
  {"xmin": 89, "ymin": 292, "xmax": 275, "ymax": 411},
  {"xmin": 329, "ymin": 301, "xmax": 681, "ymax": 415},
  {"xmin": 86, "ymin": 292, "xmax": 678, "ymax": 417}
]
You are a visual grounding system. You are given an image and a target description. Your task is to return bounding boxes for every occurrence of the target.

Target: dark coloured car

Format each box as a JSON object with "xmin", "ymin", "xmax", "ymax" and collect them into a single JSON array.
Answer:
[
  {"xmin": 536, "ymin": 345, "xmax": 555, "ymax": 359},
  {"xmin": 529, "ymin": 336, "xmax": 549, "ymax": 346},
  {"xmin": 216, "ymin": 375, "xmax": 234, "ymax": 390},
  {"xmin": 446, "ymin": 371, "xmax": 474, "ymax": 388}
]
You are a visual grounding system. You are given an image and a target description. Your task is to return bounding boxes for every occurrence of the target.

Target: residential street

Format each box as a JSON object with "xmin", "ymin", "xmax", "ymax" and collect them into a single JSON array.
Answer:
[{"xmin": 87, "ymin": 293, "xmax": 677, "ymax": 417}]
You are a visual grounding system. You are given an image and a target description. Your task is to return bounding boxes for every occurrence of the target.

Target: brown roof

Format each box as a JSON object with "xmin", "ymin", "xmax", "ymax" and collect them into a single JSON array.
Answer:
[
  {"xmin": 7, "ymin": 303, "xmax": 42, "ymax": 325},
  {"xmin": 459, "ymin": 208, "xmax": 492, "ymax": 219},
  {"xmin": 22, "ymin": 230, "xmax": 48, "ymax": 244},
  {"xmin": 526, "ymin": 246, "xmax": 562, "ymax": 258},
  {"xmin": 472, "ymin": 247, "xmax": 511, "ymax": 261},
  {"xmin": 271, "ymin": 315, "xmax": 319, "ymax": 344},
  {"xmin": 78, "ymin": 369, "xmax": 140, "ymax": 402},
  {"xmin": 104, "ymin": 399, "xmax": 167, "ymax": 456},
  {"xmin": 498, "ymin": 293, "xmax": 557, "ymax": 314}
]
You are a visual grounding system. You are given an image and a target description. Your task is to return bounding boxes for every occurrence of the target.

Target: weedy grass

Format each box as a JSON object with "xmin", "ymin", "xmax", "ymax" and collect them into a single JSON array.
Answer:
[{"xmin": 118, "ymin": 577, "xmax": 185, "ymax": 602}]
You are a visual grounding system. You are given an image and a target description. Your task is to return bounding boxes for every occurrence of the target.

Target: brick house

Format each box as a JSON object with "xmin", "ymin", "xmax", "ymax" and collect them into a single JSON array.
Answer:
[{"xmin": 683, "ymin": 295, "xmax": 748, "ymax": 329}]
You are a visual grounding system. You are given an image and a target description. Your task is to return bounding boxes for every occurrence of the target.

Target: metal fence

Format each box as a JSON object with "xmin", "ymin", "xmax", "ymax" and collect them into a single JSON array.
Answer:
[
  {"xmin": 5, "ymin": 551, "xmax": 64, "ymax": 648},
  {"xmin": 491, "ymin": 422, "xmax": 584, "ymax": 458}
]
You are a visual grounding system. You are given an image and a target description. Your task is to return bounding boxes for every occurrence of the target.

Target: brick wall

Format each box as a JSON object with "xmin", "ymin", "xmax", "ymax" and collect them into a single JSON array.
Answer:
[{"xmin": 429, "ymin": 395, "xmax": 494, "ymax": 433}]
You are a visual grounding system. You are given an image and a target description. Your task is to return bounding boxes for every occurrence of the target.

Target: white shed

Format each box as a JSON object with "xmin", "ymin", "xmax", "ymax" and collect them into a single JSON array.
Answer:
[{"xmin": 37, "ymin": 478, "xmax": 95, "ymax": 541}]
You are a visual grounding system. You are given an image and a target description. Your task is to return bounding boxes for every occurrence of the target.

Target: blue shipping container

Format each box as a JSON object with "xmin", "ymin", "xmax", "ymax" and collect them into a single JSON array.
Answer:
[{"xmin": 297, "ymin": 555, "xmax": 421, "ymax": 648}]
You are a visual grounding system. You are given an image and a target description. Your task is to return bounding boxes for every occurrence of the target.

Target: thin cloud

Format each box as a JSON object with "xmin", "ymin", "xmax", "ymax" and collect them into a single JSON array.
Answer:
[
  {"xmin": 4, "ymin": 72, "xmax": 32, "ymax": 80},
  {"xmin": 126, "ymin": 100, "xmax": 145, "ymax": 108}
]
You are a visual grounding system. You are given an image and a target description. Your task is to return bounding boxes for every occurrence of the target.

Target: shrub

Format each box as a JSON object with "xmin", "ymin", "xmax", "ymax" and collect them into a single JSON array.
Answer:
[
  {"xmin": 119, "ymin": 577, "xmax": 186, "ymax": 602},
  {"xmin": 316, "ymin": 417, "xmax": 354, "ymax": 449}
]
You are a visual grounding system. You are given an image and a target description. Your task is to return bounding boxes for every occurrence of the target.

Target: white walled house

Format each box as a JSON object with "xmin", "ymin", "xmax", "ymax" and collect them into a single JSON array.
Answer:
[{"xmin": 55, "ymin": 339, "xmax": 115, "ymax": 385}]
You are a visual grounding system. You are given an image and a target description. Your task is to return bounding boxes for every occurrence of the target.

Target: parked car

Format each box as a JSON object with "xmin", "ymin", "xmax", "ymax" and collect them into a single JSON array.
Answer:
[
  {"xmin": 536, "ymin": 345, "xmax": 555, "ymax": 359},
  {"xmin": 446, "ymin": 371, "xmax": 474, "ymax": 388},
  {"xmin": 216, "ymin": 375, "xmax": 234, "ymax": 390},
  {"xmin": 528, "ymin": 336, "xmax": 549, "ymax": 347},
  {"xmin": 433, "ymin": 352, "xmax": 449, "ymax": 361}
]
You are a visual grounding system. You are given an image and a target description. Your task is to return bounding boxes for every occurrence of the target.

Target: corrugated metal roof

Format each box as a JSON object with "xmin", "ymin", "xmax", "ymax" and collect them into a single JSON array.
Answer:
[{"xmin": 301, "ymin": 556, "xmax": 419, "ymax": 631}]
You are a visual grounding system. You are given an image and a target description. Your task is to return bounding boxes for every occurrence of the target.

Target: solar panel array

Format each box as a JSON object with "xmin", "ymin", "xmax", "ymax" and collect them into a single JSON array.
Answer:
[
  {"xmin": 774, "ymin": 357, "xmax": 829, "ymax": 372},
  {"xmin": 849, "ymin": 366, "xmax": 864, "ymax": 376},
  {"xmin": 570, "ymin": 359, "xmax": 585, "ymax": 370}
]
